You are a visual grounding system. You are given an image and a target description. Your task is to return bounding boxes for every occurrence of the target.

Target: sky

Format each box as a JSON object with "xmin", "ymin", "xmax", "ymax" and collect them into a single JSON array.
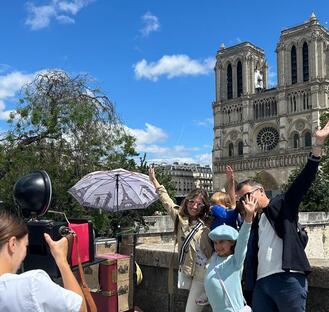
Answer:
[{"xmin": 0, "ymin": 0, "xmax": 328, "ymax": 166}]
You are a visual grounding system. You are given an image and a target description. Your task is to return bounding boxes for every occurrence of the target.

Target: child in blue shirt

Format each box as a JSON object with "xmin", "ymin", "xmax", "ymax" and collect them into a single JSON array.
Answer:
[
  {"xmin": 204, "ymin": 194, "xmax": 256, "ymax": 312},
  {"xmin": 210, "ymin": 165, "xmax": 242, "ymax": 230}
]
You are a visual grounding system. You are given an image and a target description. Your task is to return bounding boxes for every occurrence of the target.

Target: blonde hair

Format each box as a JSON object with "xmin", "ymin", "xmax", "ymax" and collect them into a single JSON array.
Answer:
[{"xmin": 211, "ymin": 191, "xmax": 233, "ymax": 208}]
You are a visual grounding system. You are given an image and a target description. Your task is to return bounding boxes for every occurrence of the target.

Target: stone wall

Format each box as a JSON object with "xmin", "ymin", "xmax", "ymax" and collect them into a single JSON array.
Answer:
[{"xmin": 134, "ymin": 244, "xmax": 329, "ymax": 312}]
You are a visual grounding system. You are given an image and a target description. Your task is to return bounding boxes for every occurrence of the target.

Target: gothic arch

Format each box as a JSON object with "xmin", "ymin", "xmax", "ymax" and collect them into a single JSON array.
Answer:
[
  {"xmin": 256, "ymin": 171, "xmax": 279, "ymax": 191},
  {"xmin": 287, "ymin": 118, "xmax": 310, "ymax": 135},
  {"xmin": 301, "ymin": 129, "xmax": 312, "ymax": 147},
  {"xmin": 237, "ymin": 60, "xmax": 243, "ymax": 97},
  {"xmin": 237, "ymin": 140, "xmax": 243, "ymax": 156},
  {"xmin": 302, "ymin": 41, "xmax": 309, "ymax": 82},
  {"xmin": 291, "ymin": 45, "xmax": 297, "ymax": 84},
  {"xmin": 227, "ymin": 63, "xmax": 233, "ymax": 100}
]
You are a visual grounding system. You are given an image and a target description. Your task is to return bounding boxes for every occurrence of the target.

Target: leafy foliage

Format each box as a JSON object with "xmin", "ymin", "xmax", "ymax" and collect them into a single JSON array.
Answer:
[
  {"xmin": 282, "ymin": 113, "xmax": 329, "ymax": 212},
  {"xmin": 0, "ymin": 70, "xmax": 175, "ymax": 236},
  {"xmin": 0, "ymin": 71, "xmax": 140, "ymax": 235}
]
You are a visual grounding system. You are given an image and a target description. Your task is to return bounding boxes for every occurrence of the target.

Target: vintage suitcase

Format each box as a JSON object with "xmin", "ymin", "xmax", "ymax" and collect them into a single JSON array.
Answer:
[
  {"xmin": 91, "ymin": 283, "xmax": 130, "ymax": 312},
  {"xmin": 94, "ymin": 237, "xmax": 117, "ymax": 256},
  {"xmin": 98, "ymin": 253, "xmax": 133, "ymax": 311},
  {"xmin": 91, "ymin": 290, "xmax": 117, "ymax": 312},
  {"xmin": 82, "ymin": 263, "xmax": 100, "ymax": 290},
  {"xmin": 98, "ymin": 253, "xmax": 130, "ymax": 291}
]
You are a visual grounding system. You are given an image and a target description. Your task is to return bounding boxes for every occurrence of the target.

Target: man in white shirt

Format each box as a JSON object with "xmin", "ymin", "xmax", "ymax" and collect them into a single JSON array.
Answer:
[{"xmin": 236, "ymin": 120, "xmax": 329, "ymax": 312}]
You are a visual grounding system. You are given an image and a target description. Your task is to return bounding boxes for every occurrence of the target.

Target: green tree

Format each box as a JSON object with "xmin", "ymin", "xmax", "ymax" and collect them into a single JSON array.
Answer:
[
  {"xmin": 0, "ymin": 70, "xmax": 138, "ymax": 234},
  {"xmin": 282, "ymin": 113, "xmax": 329, "ymax": 212}
]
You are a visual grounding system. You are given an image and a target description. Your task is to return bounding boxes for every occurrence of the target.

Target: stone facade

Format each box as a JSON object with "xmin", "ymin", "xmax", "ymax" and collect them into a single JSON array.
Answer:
[
  {"xmin": 158, "ymin": 162, "xmax": 213, "ymax": 197},
  {"xmin": 212, "ymin": 13, "xmax": 329, "ymax": 192}
]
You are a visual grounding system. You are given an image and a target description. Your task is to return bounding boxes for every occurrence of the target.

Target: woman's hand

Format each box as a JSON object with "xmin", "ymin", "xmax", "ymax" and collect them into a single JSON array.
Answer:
[
  {"xmin": 44, "ymin": 233, "xmax": 69, "ymax": 267},
  {"xmin": 242, "ymin": 194, "xmax": 257, "ymax": 223},
  {"xmin": 148, "ymin": 166, "xmax": 160, "ymax": 188}
]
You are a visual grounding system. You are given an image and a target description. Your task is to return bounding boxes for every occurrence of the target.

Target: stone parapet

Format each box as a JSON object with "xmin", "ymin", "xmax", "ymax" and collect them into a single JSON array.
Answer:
[
  {"xmin": 134, "ymin": 243, "xmax": 329, "ymax": 312},
  {"xmin": 133, "ymin": 215, "xmax": 329, "ymax": 311}
]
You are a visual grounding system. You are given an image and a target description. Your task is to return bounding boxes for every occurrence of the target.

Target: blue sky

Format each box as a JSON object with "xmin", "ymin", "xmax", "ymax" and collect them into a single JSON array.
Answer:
[{"xmin": 0, "ymin": 1, "xmax": 328, "ymax": 166}]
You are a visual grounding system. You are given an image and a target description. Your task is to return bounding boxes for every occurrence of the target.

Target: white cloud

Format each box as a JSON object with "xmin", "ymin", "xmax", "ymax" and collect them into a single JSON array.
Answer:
[
  {"xmin": 0, "ymin": 71, "xmax": 37, "ymax": 120},
  {"xmin": 196, "ymin": 153, "xmax": 212, "ymax": 165},
  {"xmin": 0, "ymin": 71, "xmax": 35, "ymax": 99},
  {"xmin": 126, "ymin": 123, "xmax": 212, "ymax": 165},
  {"xmin": 194, "ymin": 117, "xmax": 213, "ymax": 127},
  {"xmin": 56, "ymin": 15, "xmax": 75, "ymax": 24},
  {"xmin": 140, "ymin": 11, "xmax": 160, "ymax": 37},
  {"xmin": 25, "ymin": 0, "xmax": 93, "ymax": 30},
  {"xmin": 134, "ymin": 54, "xmax": 216, "ymax": 81},
  {"xmin": 126, "ymin": 123, "xmax": 167, "ymax": 147}
]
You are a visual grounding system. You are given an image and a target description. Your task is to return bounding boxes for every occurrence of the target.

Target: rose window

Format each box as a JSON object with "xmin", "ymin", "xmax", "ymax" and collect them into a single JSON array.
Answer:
[{"xmin": 256, "ymin": 127, "xmax": 279, "ymax": 151}]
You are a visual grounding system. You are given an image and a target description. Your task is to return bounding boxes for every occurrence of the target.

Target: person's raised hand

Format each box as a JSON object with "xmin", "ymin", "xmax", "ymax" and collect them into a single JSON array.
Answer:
[
  {"xmin": 225, "ymin": 165, "xmax": 234, "ymax": 182},
  {"xmin": 148, "ymin": 166, "xmax": 159, "ymax": 187},
  {"xmin": 242, "ymin": 194, "xmax": 258, "ymax": 223},
  {"xmin": 44, "ymin": 233, "xmax": 69, "ymax": 266},
  {"xmin": 315, "ymin": 119, "xmax": 329, "ymax": 145}
]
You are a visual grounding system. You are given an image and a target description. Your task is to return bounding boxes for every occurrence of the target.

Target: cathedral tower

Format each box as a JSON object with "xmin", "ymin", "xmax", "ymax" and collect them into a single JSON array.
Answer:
[{"xmin": 212, "ymin": 13, "xmax": 329, "ymax": 194}]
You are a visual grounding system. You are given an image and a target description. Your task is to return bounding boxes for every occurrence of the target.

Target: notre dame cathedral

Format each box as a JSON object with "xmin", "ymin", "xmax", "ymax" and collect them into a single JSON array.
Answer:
[{"xmin": 212, "ymin": 13, "xmax": 329, "ymax": 195}]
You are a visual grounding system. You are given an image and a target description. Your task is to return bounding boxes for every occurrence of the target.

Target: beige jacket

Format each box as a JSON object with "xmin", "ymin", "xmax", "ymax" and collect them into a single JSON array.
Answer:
[{"xmin": 156, "ymin": 185, "xmax": 213, "ymax": 277}]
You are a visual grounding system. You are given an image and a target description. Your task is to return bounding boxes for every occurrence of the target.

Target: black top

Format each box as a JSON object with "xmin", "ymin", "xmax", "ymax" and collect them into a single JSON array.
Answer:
[{"xmin": 244, "ymin": 154, "xmax": 320, "ymax": 290}]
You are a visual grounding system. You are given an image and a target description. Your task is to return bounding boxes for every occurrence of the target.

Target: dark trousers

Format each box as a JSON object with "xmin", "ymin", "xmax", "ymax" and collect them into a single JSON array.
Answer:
[{"xmin": 252, "ymin": 272, "xmax": 308, "ymax": 312}]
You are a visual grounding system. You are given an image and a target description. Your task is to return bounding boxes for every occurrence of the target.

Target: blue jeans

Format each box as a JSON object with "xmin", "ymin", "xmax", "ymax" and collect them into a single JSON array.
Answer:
[{"xmin": 252, "ymin": 273, "xmax": 308, "ymax": 312}]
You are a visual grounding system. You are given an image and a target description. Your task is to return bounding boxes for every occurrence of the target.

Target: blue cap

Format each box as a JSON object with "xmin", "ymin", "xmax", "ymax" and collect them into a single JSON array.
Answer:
[{"xmin": 208, "ymin": 224, "xmax": 239, "ymax": 241}]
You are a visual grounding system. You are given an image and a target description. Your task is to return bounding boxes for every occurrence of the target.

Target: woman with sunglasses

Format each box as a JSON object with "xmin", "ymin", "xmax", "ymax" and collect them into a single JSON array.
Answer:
[
  {"xmin": 149, "ymin": 167, "xmax": 213, "ymax": 312},
  {"xmin": 0, "ymin": 209, "xmax": 87, "ymax": 312}
]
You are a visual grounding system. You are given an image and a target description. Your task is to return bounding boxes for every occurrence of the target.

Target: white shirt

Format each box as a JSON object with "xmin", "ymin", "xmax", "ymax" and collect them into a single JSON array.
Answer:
[
  {"xmin": 0, "ymin": 269, "xmax": 82, "ymax": 312},
  {"xmin": 257, "ymin": 213, "xmax": 284, "ymax": 280}
]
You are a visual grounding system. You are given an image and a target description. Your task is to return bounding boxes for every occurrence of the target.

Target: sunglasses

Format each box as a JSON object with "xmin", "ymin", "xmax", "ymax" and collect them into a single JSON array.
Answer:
[
  {"xmin": 238, "ymin": 188, "xmax": 260, "ymax": 203},
  {"xmin": 187, "ymin": 199, "xmax": 205, "ymax": 210}
]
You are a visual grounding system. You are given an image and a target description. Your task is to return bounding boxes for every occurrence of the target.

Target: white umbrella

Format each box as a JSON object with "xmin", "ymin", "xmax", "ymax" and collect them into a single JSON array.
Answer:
[{"xmin": 68, "ymin": 168, "xmax": 158, "ymax": 212}]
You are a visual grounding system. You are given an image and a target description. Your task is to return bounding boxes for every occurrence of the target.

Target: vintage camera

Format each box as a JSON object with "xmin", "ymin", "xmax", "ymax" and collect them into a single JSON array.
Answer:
[{"xmin": 13, "ymin": 170, "xmax": 94, "ymax": 278}]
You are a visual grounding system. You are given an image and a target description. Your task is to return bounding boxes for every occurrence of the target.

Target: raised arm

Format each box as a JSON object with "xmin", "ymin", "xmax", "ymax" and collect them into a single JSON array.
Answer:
[
  {"xmin": 285, "ymin": 120, "xmax": 329, "ymax": 208},
  {"xmin": 44, "ymin": 233, "xmax": 87, "ymax": 312},
  {"xmin": 312, "ymin": 120, "xmax": 329, "ymax": 157},
  {"xmin": 233, "ymin": 194, "xmax": 257, "ymax": 267},
  {"xmin": 225, "ymin": 165, "xmax": 236, "ymax": 208},
  {"xmin": 148, "ymin": 167, "xmax": 179, "ymax": 220},
  {"xmin": 148, "ymin": 166, "xmax": 161, "ymax": 189}
]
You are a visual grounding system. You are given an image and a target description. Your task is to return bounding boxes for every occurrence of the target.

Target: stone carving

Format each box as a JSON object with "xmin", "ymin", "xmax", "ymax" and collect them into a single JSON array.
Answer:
[
  {"xmin": 230, "ymin": 130, "xmax": 238, "ymax": 141},
  {"xmin": 296, "ymin": 120, "xmax": 305, "ymax": 131}
]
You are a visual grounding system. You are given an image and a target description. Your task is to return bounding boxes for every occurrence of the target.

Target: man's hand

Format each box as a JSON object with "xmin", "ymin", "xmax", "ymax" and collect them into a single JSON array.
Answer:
[{"xmin": 315, "ymin": 120, "xmax": 329, "ymax": 145}]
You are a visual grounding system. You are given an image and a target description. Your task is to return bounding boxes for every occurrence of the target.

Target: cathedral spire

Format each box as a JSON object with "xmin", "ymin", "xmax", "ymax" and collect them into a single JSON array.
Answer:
[{"xmin": 310, "ymin": 12, "xmax": 317, "ymax": 22}]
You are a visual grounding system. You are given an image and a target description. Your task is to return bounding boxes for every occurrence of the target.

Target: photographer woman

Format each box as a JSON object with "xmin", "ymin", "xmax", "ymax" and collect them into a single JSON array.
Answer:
[
  {"xmin": 0, "ymin": 209, "xmax": 87, "ymax": 312},
  {"xmin": 149, "ymin": 167, "xmax": 213, "ymax": 312}
]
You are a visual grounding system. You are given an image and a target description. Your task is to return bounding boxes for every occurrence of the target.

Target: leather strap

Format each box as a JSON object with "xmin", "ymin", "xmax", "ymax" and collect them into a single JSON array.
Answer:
[{"xmin": 72, "ymin": 233, "xmax": 97, "ymax": 312}]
